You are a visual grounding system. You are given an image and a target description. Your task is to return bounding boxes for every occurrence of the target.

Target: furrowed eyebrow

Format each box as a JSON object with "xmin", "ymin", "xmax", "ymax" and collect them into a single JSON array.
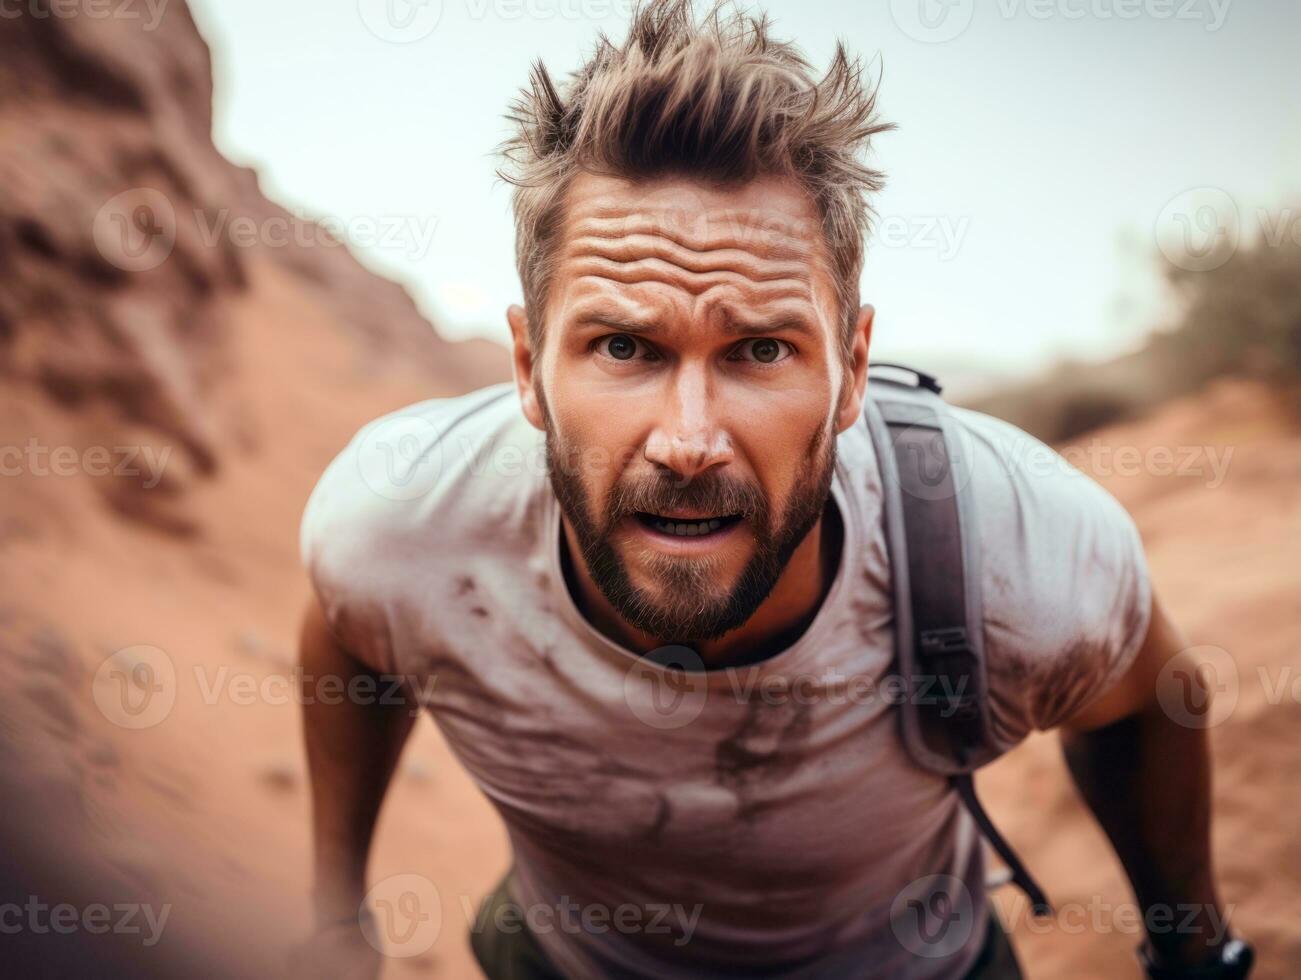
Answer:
[
  {"xmin": 573, "ymin": 310, "xmax": 662, "ymax": 336},
  {"xmin": 722, "ymin": 316, "xmax": 817, "ymax": 338}
]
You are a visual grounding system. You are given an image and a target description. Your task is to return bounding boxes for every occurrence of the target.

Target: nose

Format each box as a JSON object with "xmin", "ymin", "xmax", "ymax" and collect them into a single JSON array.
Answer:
[{"xmin": 643, "ymin": 364, "xmax": 734, "ymax": 482}]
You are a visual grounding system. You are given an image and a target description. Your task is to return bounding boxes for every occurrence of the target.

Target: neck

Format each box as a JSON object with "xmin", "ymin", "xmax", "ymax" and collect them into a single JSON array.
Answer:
[{"xmin": 560, "ymin": 497, "xmax": 843, "ymax": 669}]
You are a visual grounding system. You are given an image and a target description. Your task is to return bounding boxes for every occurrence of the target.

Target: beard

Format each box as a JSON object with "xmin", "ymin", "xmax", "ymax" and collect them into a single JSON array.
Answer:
[{"xmin": 540, "ymin": 392, "xmax": 837, "ymax": 644}]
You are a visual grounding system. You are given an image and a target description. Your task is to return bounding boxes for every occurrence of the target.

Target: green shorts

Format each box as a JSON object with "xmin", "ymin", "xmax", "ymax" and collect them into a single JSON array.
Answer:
[{"xmin": 469, "ymin": 869, "xmax": 1023, "ymax": 979}]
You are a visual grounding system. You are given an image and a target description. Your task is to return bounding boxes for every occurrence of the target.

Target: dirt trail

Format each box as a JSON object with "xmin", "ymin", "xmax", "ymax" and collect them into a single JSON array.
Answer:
[{"xmin": 981, "ymin": 379, "xmax": 1301, "ymax": 978}]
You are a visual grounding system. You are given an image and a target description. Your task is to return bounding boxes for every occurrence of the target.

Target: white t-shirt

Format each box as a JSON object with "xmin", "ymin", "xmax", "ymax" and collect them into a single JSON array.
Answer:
[{"xmin": 300, "ymin": 382, "xmax": 1151, "ymax": 979}]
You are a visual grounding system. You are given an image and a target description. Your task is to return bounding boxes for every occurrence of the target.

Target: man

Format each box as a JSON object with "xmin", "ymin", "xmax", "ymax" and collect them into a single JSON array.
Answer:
[{"xmin": 297, "ymin": 2, "xmax": 1248, "ymax": 977}]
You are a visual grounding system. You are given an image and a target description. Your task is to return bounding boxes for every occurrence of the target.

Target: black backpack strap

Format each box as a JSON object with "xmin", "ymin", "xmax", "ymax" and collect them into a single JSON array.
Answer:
[
  {"xmin": 953, "ymin": 774, "xmax": 1051, "ymax": 916},
  {"xmin": 865, "ymin": 364, "xmax": 1052, "ymax": 917}
]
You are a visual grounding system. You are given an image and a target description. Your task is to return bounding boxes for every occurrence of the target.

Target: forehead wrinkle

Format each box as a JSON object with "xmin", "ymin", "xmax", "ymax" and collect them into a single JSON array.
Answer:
[
  {"xmin": 564, "ymin": 197, "xmax": 818, "ymax": 255},
  {"xmin": 551, "ymin": 176, "xmax": 843, "ymax": 341},
  {"xmin": 559, "ymin": 214, "xmax": 818, "ymax": 300},
  {"xmin": 566, "ymin": 257, "xmax": 813, "ymax": 300},
  {"xmin": 563, "ymin": 232, "xmax": 812, "ymax": 283}
]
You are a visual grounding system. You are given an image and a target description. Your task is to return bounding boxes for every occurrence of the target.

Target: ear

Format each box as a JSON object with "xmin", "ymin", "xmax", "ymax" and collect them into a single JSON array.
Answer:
[
  {"xmin": 835, "ymin": 303, "xmax": 874, "ymax": 433},
  {"xmin": 507, "ymin": 304, "xmax": 544, "ymax": 430}
]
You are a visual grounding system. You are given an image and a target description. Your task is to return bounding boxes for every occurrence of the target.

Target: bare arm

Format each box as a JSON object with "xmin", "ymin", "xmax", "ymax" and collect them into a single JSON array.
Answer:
[
  {"xmin": 299, "ymin": 596, "xmax": 417, "ymax": 929},
  {"xmin": 1061, "ymin": 588, "xmax": 1242, "ymax": 972}
]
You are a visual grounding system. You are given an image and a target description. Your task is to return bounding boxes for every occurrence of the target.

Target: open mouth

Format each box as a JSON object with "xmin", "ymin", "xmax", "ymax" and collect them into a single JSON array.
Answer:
[{"xmin": 634, "ymin": 512, "xmax": 743, "ymax": 538}]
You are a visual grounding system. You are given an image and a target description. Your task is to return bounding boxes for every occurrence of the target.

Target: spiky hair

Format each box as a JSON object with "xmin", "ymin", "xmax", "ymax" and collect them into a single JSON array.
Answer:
[{"xmin": 499, "ymin": 0, "xmax": 892, "ymax": 358}]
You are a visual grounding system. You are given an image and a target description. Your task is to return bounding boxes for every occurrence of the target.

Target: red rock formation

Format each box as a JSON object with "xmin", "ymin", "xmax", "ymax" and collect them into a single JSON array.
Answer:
[{"xmin": 0, "ymin": 0, "xmax": 508, "ymax": 531}]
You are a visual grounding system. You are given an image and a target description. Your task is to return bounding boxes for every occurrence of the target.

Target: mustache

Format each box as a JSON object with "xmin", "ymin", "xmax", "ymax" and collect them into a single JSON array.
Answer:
[{"xmin": 606, "ymin": 469, "xmax": 768, "ymax": 524}]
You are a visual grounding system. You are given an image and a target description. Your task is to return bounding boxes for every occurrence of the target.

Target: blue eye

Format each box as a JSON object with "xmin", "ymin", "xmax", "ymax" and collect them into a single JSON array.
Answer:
[{"xmin": 731, "ymin": 338, "xmax": 792, "ymax": 365}]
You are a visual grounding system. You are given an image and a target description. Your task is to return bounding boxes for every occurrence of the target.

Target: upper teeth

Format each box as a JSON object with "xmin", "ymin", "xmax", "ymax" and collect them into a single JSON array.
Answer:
[{"xmin": 652, "ymin": 517, "xmax": 723, "ymax": 536}]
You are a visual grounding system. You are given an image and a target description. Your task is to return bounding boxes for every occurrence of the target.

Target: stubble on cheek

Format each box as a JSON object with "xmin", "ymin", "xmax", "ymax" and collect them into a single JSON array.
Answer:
[{"xmin": 536, "ymin": 379, "xmax": 648, "ymax": 529}]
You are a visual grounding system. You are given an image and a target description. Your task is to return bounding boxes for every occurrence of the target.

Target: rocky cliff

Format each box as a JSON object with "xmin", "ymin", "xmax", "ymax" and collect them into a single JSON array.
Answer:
[{"xmin": 0, "ymin": 0, "xmax": 507, "ymax": 531}]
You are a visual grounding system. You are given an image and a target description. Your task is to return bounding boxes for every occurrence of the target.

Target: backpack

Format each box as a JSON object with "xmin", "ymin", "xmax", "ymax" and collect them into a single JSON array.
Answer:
[{"xmin": 864, "ymin": 362, "xmax": 1052, "ymax": 917}]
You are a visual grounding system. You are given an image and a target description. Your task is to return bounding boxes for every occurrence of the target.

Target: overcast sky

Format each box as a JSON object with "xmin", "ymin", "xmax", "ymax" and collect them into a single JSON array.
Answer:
[{"xmin": 189, "ymin": 0, "xmax": 1301, "ymax": 382}]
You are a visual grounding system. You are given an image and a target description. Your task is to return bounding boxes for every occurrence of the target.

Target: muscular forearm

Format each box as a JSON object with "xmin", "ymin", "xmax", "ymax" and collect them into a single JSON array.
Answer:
[
  {"xmin": 299, "ymin": 601, "xmax": 416, "ymax": 926},
  {"xmin": 1062, "ymin": 702, "xmax": 1228, "ymax": 966}
]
